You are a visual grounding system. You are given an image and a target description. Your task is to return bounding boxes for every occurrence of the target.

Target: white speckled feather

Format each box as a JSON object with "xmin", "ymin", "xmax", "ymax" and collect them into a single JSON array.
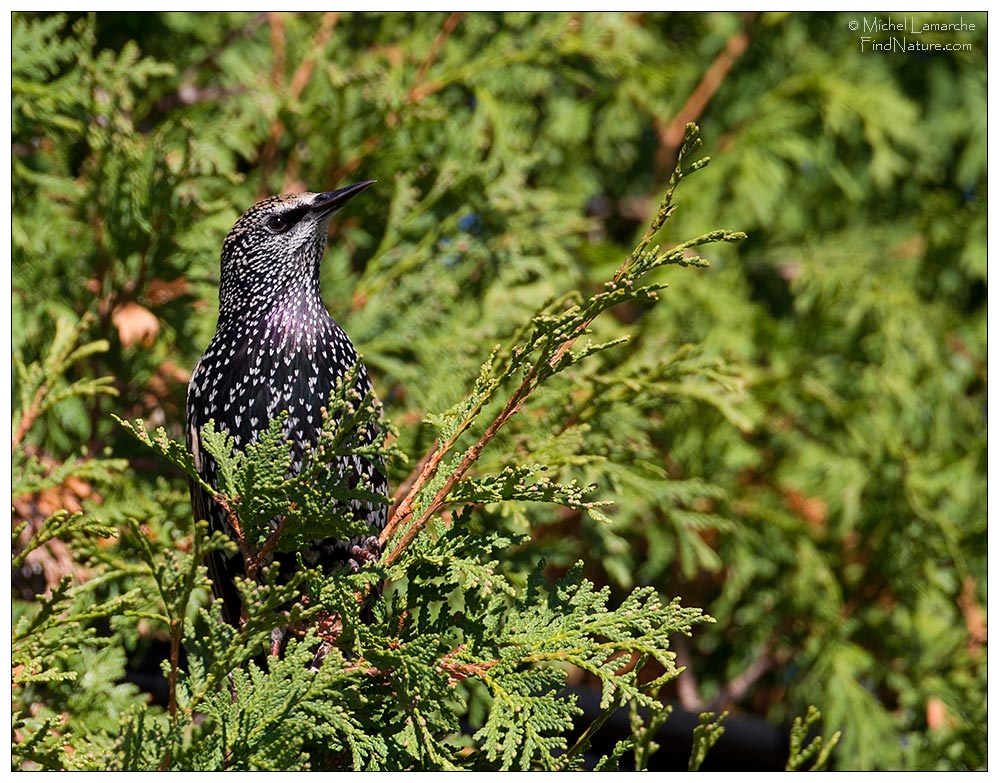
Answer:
[{"xmin": 186, "ymin": 184, "xmax": 386, "ymax": 625}]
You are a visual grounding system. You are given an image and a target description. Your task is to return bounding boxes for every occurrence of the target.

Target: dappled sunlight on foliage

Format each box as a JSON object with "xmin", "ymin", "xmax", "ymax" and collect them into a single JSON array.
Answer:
[{"xmin": 12, "ymin": 11, "xmax": 985, "ymax": 771}]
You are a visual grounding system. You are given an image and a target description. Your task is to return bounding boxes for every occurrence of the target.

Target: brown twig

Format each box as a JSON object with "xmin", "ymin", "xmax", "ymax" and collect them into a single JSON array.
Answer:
[
  {"xmin": 379, "ymin": 43, "xmax": 707, "ymax": 567},
  {"xmin": 11, "ymin": 389, "xmax": 45, "ymax": 453},
  {"xmin": 278, "ymin": 15, "xmax": 341, "ymax": 192},
  {"xmin": 675, "ymin": 634, "xmax": 775, "ymax": 713},
  {"xmin": 707, "ymin": 645, "xmax": 775, "ymax": 712},
  {"xmin": 166, "ymin": 619, "xmax": 183, "ymax": 718},
  {"xmin": 438, "ymin": 644, "xmax": 498, "ymax": 686},
  {"xmin": 381, "ymin": 366, "xmax": 532, "ymax": 561},
  {"xmin": 268, "ymin": 12, "xmax": 286, "ymax": 90},
  {"xmin": 380, "ymin": 437, "xmax": 446, "ymax": 545},
  {"xmin": 289, "ymin": 12, "xmax": 341, "ymax": 98},
  {"xmin": 409, "ymin": 12, "xmax": 464, "ymax": 103},
  {"xmin": 381, "ymin": 309, "xmax": 600, "ymax": 564},
  {"xmin": 958, "ymin": 576, "xmax": 987, "ymax": 658},
  {"xmin": 251, "ymin": 508, "xmax": 292, "ymax": 581},
  {"xmin": 212, "ymin": 490, "xmax": 295, "ymax": 586},
  {"xmin": 334, "ymin": 645, "xmax": 497, "ymax": 687},
  {"xmin": 215, "ymin": 494, "xmax": 251, "ymax": 563},
  {"xmin": 381, "ymin": 218, "xmax": 652, "ymax": 562},
  {"xmin": 162, "ymin": 521, "xmax": 211, "ymax": 764},
  {"xmin": 260, "ymin": 13, "xmax": 341, "ymax": 193},
  {"xmin": 333, "ymin": 13, "xmax": 464, "ymax": 179},
  {"xmin": 673, "ymin": 634, "xmax": 703, "ymax": 711},
  {"xmin": 258, "ymin": 12, "xmax": 288, "ymax": 190},
  {"xmin": 389, "ymin": 447, "xmax": 435, "ymax": 510},
  {"xmin": 654, "ymin": 13, "xmax": 755, "ymax": 176},
  {"xmin": 379, "ymin": 167, "xmax": 709, "ymax": 562}
]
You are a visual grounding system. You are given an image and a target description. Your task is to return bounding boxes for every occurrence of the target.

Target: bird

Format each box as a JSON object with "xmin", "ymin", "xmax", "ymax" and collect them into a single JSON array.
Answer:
[{"xmin": 186, "ymin": 181, "xmax": 387, "ymax": 639}]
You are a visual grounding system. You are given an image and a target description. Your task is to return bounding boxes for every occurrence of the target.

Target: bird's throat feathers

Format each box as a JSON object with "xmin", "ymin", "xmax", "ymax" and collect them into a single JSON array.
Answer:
[{"xmin": 260, "ymin": 296, "xmax": 332, "ymax": 350}]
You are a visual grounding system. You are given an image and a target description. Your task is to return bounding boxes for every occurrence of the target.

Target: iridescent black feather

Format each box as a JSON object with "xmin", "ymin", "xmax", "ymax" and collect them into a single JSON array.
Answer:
[{"xmin": 186, "ymin": 182, "xmax": 386, "ymax": 625}]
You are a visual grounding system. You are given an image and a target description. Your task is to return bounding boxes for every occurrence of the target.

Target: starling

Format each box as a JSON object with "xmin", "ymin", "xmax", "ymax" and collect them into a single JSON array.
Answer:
[{"xmin": 186, "ymin": 181, "xmax": 387, "ymax": 630}]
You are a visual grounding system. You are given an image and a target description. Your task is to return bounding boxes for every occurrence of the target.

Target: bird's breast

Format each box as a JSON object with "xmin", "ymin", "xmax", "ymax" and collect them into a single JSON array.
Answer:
[{"xmin": 188, "ymin": 309, "xmax": 362, "ymax": 464}]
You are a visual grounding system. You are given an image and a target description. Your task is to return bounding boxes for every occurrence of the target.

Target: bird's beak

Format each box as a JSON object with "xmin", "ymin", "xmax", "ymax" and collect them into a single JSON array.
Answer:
[{"xmin": 310, "ymin": 180, "xmax": 376, "ymax": 217}]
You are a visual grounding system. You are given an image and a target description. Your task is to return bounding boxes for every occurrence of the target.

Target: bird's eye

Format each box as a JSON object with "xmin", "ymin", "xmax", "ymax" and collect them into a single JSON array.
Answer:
[{"xmin": 265, "ymin": 214, "xmax": 291, "ymax": 234}]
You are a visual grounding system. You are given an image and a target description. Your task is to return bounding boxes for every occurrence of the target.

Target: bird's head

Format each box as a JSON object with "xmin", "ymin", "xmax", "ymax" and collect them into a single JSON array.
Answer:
[{"xmin": 218, "ymin": 180, "xmax": 374, "ymax": 318}]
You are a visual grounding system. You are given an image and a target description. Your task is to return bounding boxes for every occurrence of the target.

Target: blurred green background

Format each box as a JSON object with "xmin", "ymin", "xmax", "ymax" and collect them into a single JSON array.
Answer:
[{"xmin": 12, "ymin": 12, "xmax": 986, "ymax": 770}]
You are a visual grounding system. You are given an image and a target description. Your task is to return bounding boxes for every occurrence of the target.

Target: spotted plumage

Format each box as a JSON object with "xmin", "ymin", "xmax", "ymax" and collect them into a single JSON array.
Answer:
[{"xmin": 186, "ymin": 181, "xmax": 386, "ymax": 626}]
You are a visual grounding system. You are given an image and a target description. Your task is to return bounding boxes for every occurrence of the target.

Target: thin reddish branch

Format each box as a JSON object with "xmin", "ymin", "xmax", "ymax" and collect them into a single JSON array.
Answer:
[
  {"xmin": 409, "ymin": 12, "xmax": 464, "ymax": 103},
  {"xmin": 386, "ymin": 446, "xmax": 436, "ymax": 523},
  {"xmin": 380, "ymin": 439, "xmax": 445, "ymax": 545},
  {"xmin": 343, "ymin": 662, "xmax": 382, "ymax": 677},
  {"xmin": 261, "ymin": 12, "xmax": 341, "ymax": 194},
  {"xmin": 655, "ymin": 13, "xmax": 755, "ymax": 175},
  {"xmin": 380, "ymin": 154, "xmax": 722, "ymax": 561},
  {"xmin": 212, "ymin": 490, "xmax": 295, "ymax": 585},
  {"xmin": 334, "ymin": 13, "xmax": 463, "ymax": 179},
  {"xmin": 959, "ymin": 576, "xmax": 987, "ymax": 658},
  {"xmin": 213, "ymin": 493, "xmax": 255, "ymax": 578},
  {"xmin": 438, "ymin": 644, "xmax": 498, "ymax": 686},
  {"xmin": 259, "ymin": 12, "xmax": 288, "ymax": 189},
  {"xmin": 336, "ymin": 645, "xmax": 496, "ymax": 687},
  {"xmin": 12, "ymin": 390, "xmax": 44, "ymax": 453},
  {"xmin": 268, "ymin": 12, "xmax": 286, "ymax": 89},
  {"xmin": 289, "ymin": 12, "xmax": 340, "ymax": 98},
  {"xmin": 251, "ymin": 507, "xmax": 293, "ymax": 580},
  {"xmin": 381, "ymin": 366, "xmax": 535, "ymax": 564},
  {"xmin": 381, "ymin": 296, "xmax": 605, "ymax": 565}
]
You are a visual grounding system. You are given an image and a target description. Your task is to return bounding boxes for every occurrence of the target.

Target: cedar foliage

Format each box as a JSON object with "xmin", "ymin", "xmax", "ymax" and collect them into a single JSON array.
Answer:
[{"xmin": 11, "ymin": 12, "xmax": 985, "ymax": 771}]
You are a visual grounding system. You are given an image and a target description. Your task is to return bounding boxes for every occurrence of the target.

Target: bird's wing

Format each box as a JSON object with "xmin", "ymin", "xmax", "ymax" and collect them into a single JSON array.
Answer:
[
  {"xmin": 189, "ymin": 419, "xmax": 245, "ymax": 626},
  {"xmin": 190, "ymin": 479, "xmax": 245, "ymax": 626}
]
